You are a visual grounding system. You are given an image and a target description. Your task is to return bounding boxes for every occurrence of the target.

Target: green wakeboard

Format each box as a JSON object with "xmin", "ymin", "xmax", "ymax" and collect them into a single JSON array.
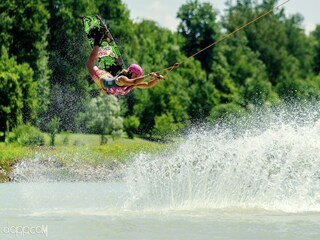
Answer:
[{"xmin": 82, "ymin": 15, "xmax": 125, "ymax": 76}]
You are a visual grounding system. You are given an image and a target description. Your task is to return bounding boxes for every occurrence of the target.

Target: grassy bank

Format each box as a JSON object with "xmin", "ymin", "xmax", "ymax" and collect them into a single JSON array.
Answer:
[
  {"xmin": 0, "ymin": 144, "xmax": 35, "ymax": 182},
  {"xmin": 0, "ymin": 134, "xmax": 172, "ymax": 182}
]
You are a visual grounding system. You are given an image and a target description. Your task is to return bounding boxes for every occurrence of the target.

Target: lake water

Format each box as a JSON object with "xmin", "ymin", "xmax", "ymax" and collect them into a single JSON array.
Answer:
[
  {"xmin": 1, "ymin": 182, "xmax": 320, "ymax": 240},
  {"xmin": 1, "ymin": 106, "xmax": 320, "ymax": 239}
]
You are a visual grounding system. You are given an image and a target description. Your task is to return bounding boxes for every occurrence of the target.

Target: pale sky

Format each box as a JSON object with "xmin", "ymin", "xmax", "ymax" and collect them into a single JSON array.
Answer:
[{"xmin": 122, "ymin": 0, "xmax": 320, "ymax": 34}]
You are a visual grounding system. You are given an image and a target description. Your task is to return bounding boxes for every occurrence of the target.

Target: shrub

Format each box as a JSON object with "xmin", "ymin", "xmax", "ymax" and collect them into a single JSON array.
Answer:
[
  {"xmin": 153, "ymin": 112, "xmax": 182, "ymax": 138},
  {"xmin": 209, "ymin": 103, "xmax": 246, "ymax": 123},
  {"xmin": 123, "ymin": 116, "xmax": 140, "ymax": 139},
  {"xmin": 48, "ymin": 117, "xmax": 60, "ymax": 146},
  {"xmin": 10, "ymin": 124, "xmax": 45, "ymax": 146}
]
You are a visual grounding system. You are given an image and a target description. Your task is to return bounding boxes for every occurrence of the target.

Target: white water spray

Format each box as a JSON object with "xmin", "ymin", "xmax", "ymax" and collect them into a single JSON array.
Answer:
[{"xmin": 125, "ymin": 105, "xmax": 320, "ymax": 212}]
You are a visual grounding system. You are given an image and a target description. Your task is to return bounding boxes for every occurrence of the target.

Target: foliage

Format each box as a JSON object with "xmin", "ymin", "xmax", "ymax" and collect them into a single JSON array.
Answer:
[
  {"xmin": 48, "ymin": 117, "xmax": 61, "ymax": 146},
  {"xmin": 1, "ymin": 0, "xmax": 320, "ymax": 141},
  {"xmin": 131, "ymin": 20, "xmax": 192, "ymax": 134},
  {"xmin": 209, "ymin": 103, "xmax": 246, "ymax": 123},
  {"xmin": 241, "ymin": 77, "xmax": 278, "ymax": 106},
  {"xmin": 0, "ymin": 0, "xmax": 51, "ymax": 120},
  {"xmin": 77, "ymin": 95, "xmax": 124, "ymax": 144},
  {"xmin": 10, "ymin": 124, "xmax": 45, "ymax": 146},
  {"xmin": 276, "ymin": 75, "xmax": 320, "ymax": 102},
  {"xmin": 311, "ymin": 25, "xmax": 320, "ymax": 74},
  {"xmin": 44, "ymin": 0, "xmax": 96, "ymax": 131},
  {"xmin": 153, "ymin": 112, "xmax": 184, "ymax": 137},
  {"xmin": 123, "ymin": 116, "xmax": 140, "ymax": 139},
  {"xmin": 177, "ymin": 0, "xmax": 220, "ymax": 76},
  {"xmin": 0, "ymin": 47, "xmax": 31, "ymax": 137}
]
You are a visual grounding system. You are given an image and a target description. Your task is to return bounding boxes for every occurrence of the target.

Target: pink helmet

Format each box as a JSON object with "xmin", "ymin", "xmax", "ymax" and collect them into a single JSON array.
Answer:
[{"xmin": 128, "ymin": 64, "xmax": 143, "ymax": 76}]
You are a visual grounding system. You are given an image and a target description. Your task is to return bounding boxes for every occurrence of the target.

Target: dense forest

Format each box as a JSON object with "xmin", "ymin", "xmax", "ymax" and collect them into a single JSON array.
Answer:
[{"xmin": 1, "ymin": 0, "xmax": 320, "ymax": 141}]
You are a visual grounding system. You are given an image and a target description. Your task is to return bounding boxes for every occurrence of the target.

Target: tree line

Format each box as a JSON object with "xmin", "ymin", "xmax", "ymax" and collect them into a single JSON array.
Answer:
[{"xmin": 1, "ymin": 0, "xmax": 320, "ymax": 142}]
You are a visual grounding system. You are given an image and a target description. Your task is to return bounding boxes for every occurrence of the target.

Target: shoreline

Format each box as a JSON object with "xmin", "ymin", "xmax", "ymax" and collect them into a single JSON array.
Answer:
[{"xmin": 0, "ymin": 137, "xmax": 172, "ymax": 183}]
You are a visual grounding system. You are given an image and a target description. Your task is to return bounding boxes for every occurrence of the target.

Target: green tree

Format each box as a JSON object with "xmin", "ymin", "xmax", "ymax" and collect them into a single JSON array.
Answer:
[
  {"xmin": 276, "ymin": 75, "xmax": 320, "ymax": 102},
  {"xmin": 45, "ymin": 0, "xmax": 97, "ymax": 131},
  {"xmin": 241, "ymin": 77, "xmax": 278, "ymax": 106},
  {"xmin": 0, "ymin": 0, "xmax": 51, "ymax": 121},
  {"xmin": 284, "ymin": 14, "xmax": 314, "ymax": 77},
  {"xmin": 220, "ymin": 36, "xmax": 279, "ymax": 107},
  {"xmin": 178, "ymin": 59, "xmax": 220, "ymax": 120},
  {"xmin": 77, "ymin": 95, "xmax": 123, "ymax": 144},
  {"xmin": 128, "ymin": 20, "xmax": 192, "ymax": 134},
  {"xmin": 221, "ymin": 0, "xmax": 317, "ymax": 109},
  {"xmin": 226, "ymin": 0, "xmax": 314, "ymax": 86},
  {"xmin": 0, "ymin": 72, "xmax": 22, "ymax": 139},
  {"xmin": 96, "ymin": 0, "xmax": 134, "ymax": 39},
  {"xmin": 0, "ymin": 47, "xmax": 37, "ymax": 123},
  {"xmin": 274, "ymin": 53, "xmax": 313, "ymax": 101},
  {"xmin": 177, "ymin": 0, "xmax": 221, "ymax": 77},
  {"xmin": 223, "ymin": 0, "xmax": 288, "ymax": 83},
  {"xmin": 0, "ymin": 47, "xmax": 36, "ymax": 139},
  {"xmin": 312, "ymin": 25, "xmax": 320, "ymax": 74}
]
